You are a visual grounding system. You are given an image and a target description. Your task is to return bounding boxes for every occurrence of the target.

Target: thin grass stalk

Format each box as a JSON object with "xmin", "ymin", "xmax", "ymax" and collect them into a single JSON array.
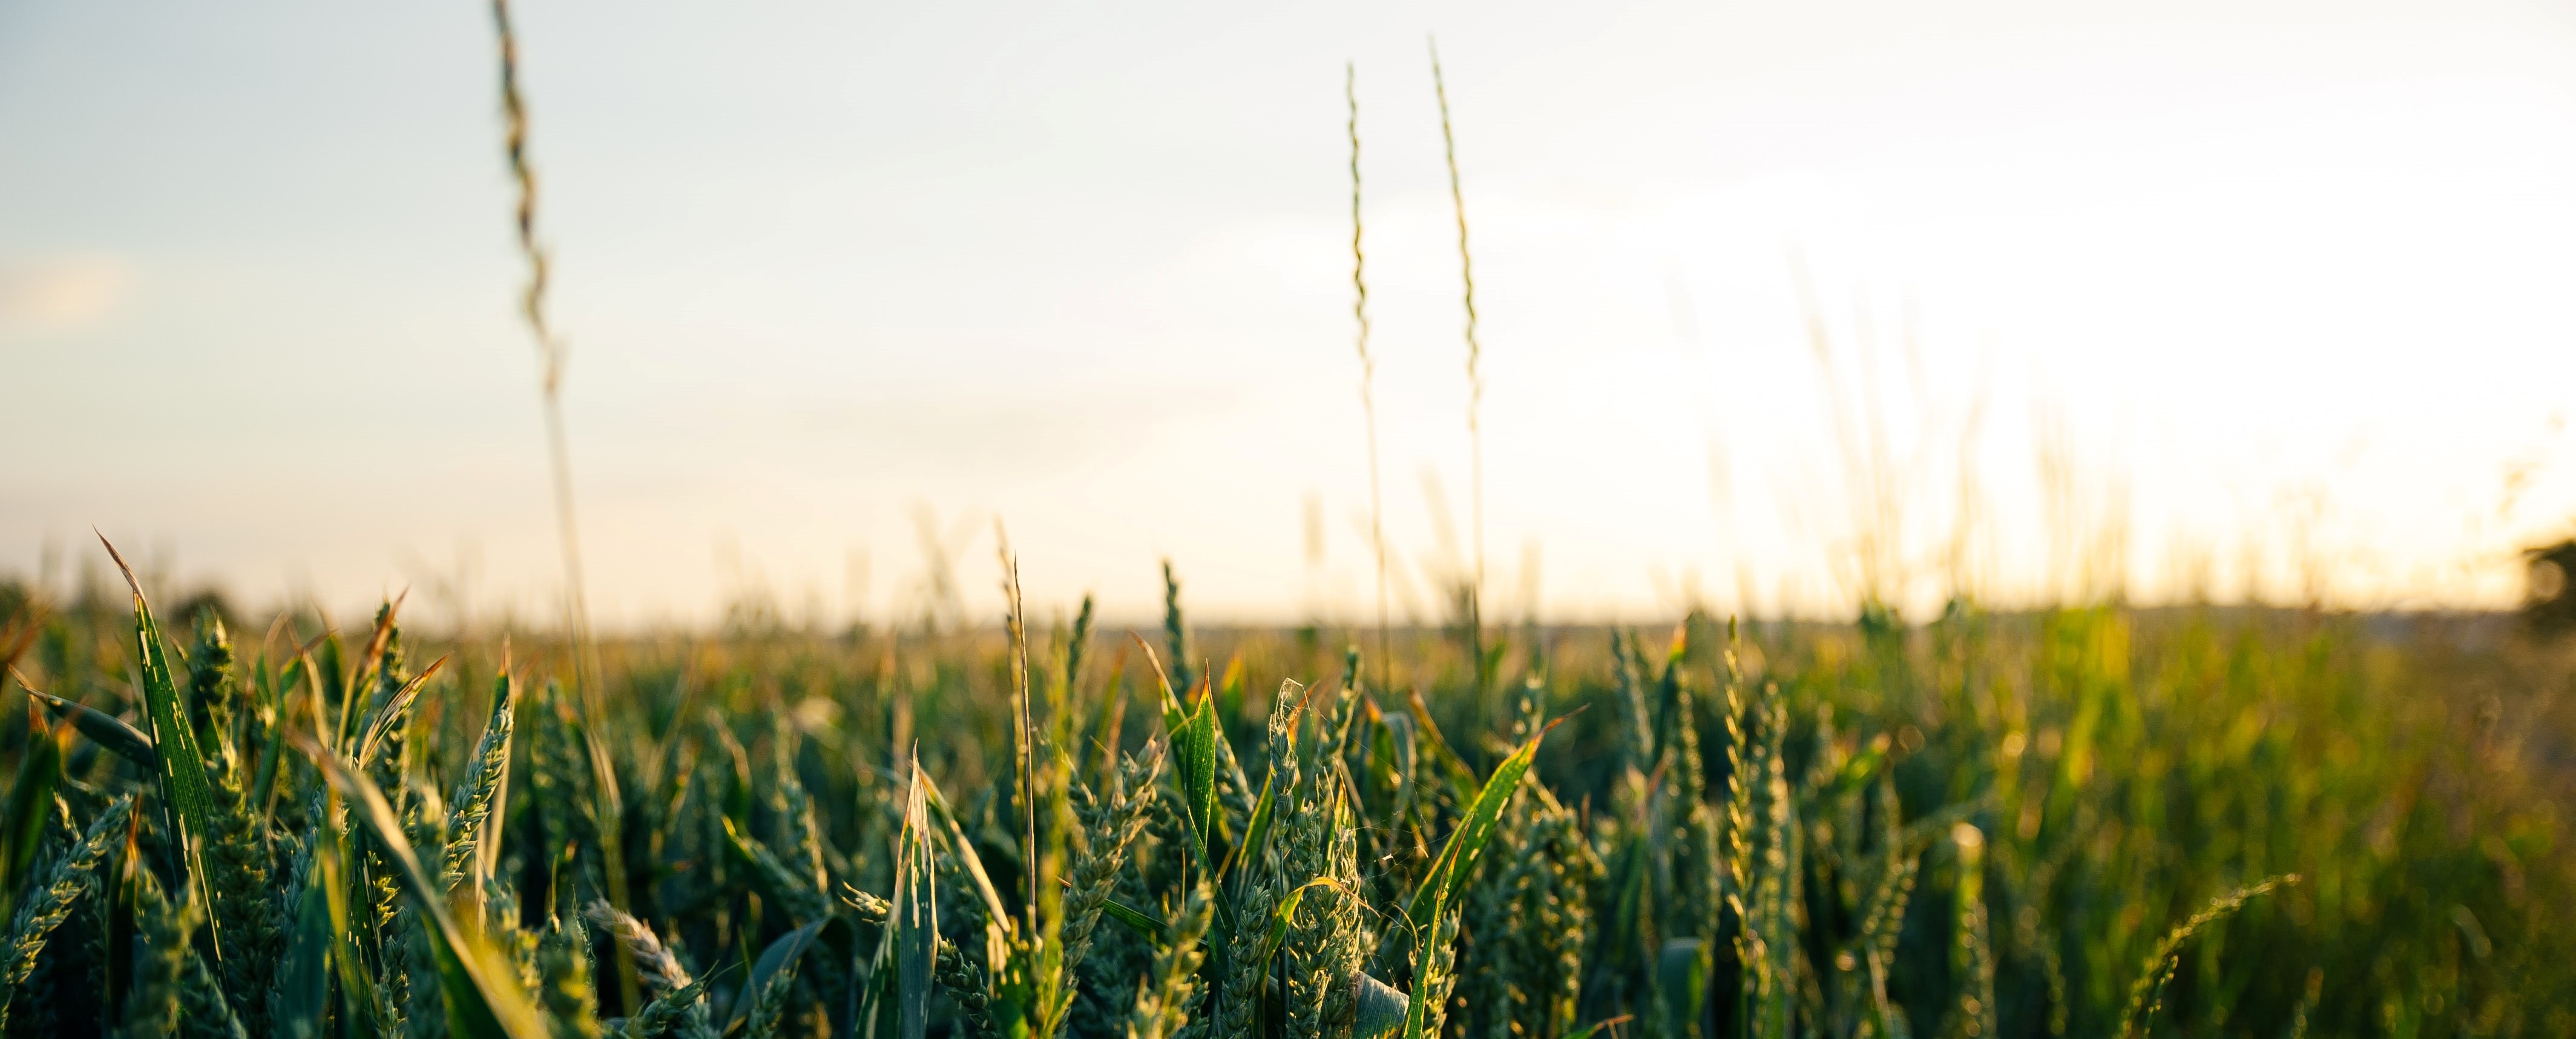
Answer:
[
  {"xmin": 488, "ymin": 1, "xmax": 638, "ymax": 1012},
  {"xmin": 1428, "ymin": 37, "xmax": 1485, "ymax": 677},
  {"xmin": 487, "ymin": 0, "xmax": 595, "ymax": 701},
  {"xmin": 1000, "ymin": 530, "xmax": 1038, "ymax": 929},
  {"xmin": 1947, "ymin": 823, "xmax": 1994, "ymax": 1039},
  {"xmin": 2117, "ymin": 875, "xmax": 2298, "ymax": 1039},
  {"xmin": 1347, "ymin": 61, "xmax": 1391, "ymax": 693}
]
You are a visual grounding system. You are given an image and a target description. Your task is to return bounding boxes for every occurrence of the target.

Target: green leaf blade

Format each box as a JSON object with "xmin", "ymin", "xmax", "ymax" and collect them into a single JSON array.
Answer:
[
  {"xmin": 1171, "ymin": 690, "xmax": 1221, "ymax": 866},
  {"xmin": 24, "ymin": 687, "xmax": 155, "ymax": 769},
  {"xmin": 102, "ymin": 536, "xmax": 228, "ymax": 963},
  {"xmin": 1404, "ymin": 721, "xmax": 1550, "ymax": 932}
]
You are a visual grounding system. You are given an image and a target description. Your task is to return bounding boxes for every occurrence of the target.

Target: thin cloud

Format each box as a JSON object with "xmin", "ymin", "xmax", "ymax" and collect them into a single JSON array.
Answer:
[{"xmin": 0, "ymin": 256, "xmax": 132, "ymax": 334}]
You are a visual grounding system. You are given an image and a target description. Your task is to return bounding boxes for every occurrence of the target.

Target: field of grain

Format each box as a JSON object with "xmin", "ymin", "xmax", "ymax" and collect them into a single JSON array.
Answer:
[{"xmin": 0, "ymin": 554, "xmax": 2569, "ymax": 1039}]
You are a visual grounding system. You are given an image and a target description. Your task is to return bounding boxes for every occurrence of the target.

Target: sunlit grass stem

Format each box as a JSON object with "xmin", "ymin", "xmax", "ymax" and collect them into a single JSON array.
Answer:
[
  {"xmin": 1348, "ymin": 62, "xmax": 1391, "ymax": 691},
  {"xmin": 487, "ymin": 0, "xmax": 639, "ymax": 1012},
  {"xmin": 1430, "ymin": 38, "xmax": 1487, "ymax": 681}
]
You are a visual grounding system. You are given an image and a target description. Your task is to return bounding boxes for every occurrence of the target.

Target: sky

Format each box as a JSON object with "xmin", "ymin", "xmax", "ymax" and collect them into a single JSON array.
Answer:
[{"xmin": 5, "ymin": 0, "xmax": 2576, "ymax": 628}]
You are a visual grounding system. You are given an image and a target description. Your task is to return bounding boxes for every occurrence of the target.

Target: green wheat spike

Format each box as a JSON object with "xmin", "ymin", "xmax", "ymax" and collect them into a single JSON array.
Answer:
[{"xmin": 0, "ymin": 795, "xmax": 135, "ymax": 1031}]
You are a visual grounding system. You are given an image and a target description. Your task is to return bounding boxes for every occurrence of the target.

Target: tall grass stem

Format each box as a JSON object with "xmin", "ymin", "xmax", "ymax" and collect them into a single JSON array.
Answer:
[
  {"xmin": 1430, "ymin": 38, "xmax": 1487, "ymax": 674},
  {"xmin": 487, "ymin": 0, "xmax": 637, "ymax": 1012},
  {"xmin": 1347, "ymin": 62, "xmax": 1391, "ymax": 691}
]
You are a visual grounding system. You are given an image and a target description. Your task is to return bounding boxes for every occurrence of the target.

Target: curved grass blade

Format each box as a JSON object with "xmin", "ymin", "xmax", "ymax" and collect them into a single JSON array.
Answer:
[
  {"xmin": 1402, "ymin": 687, "xmax": 1482, "ymax": 805},
  {"xmin": 19, "ymin": 678, "xmax": 156, "ymax": 771},
  {"xmin": 299, "ymin": 734, "xmax": 547, "ymax": 1039},
  {"xmin": 1253, "ymin": 879, "xmax": 1336, "ymax": 969},
  {"xmin": 354, "ymin": 654, "xmax": 449, "ymax": 768},
  {"xmin": 724, "ymin": 916, "xmax": 849, "ymax": 1036},
  {"xmin": 1402, "ymin": 719, "xmax": 1554, "ymax": 932},
  {"xmin": 1393, "ymin": 718, "xmax": 1556, "ymax": 1039},
  {"xmin": 1352, "ymin": 973, "xmax": 1408, "ymax": 1039}
]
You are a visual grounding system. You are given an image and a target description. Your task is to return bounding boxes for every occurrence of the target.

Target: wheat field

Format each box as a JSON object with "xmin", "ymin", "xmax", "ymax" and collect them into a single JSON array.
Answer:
[{"xmin": 0, "ymin": 550, "xmax": 2568, "ymax": 1039}]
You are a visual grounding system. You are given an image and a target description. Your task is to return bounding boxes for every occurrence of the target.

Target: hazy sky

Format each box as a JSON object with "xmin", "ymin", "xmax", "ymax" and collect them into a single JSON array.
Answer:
[{"xmin": 7, "ymin": 0, "xmax": 2576, "ymax": 627}]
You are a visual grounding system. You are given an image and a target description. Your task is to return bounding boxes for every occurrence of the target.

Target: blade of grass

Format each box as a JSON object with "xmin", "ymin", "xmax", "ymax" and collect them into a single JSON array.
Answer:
[
  {"xmin": 724, "ymin": 917, "xmax": 846, "ymax": 1036},
  {"xmin": 1099, "ymin": 897, "xmax": 1169, "ymax": 944},
  {"xmin": 1402, "ymin": 687, "xmax": 1481, "ymax": 805},
  {"xmin": 912, "ymin": 767, "xmax": 1012, "ymax": 940},
  {"xmin": 299, "ymin": 734, "xmax": 548, "ymax": 1039},
  {"xmin": 1403, "ymin": 718, "xmax": 1555, "ymax": 931},
  {"xmin": 97, "ymin": 532, "xmax": 227, "ymax": 963},
  {"xmin": 1253, "ymin": 879, "xmax": 1336, "ymax": 969},
  {"xmin": 1171, "ymin": 683, "xmax": 1221, "ymax": 871},
  {"xmin": 1353, "ymin": 973, "xmax": 1408, "ymax": 1039},
  {"xmin": 18, "ymin": 681, "xmax": 154, "ymax": 768},
  {"xmin": 894, "ymin": 760, "xmax": 938, "ymax": 1039}
]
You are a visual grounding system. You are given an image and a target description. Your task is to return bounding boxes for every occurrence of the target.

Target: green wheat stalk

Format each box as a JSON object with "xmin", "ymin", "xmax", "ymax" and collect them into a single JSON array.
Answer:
[{"xmin": 1062, "ymin": 742, "xmax": 1164, "ymax": 979}]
